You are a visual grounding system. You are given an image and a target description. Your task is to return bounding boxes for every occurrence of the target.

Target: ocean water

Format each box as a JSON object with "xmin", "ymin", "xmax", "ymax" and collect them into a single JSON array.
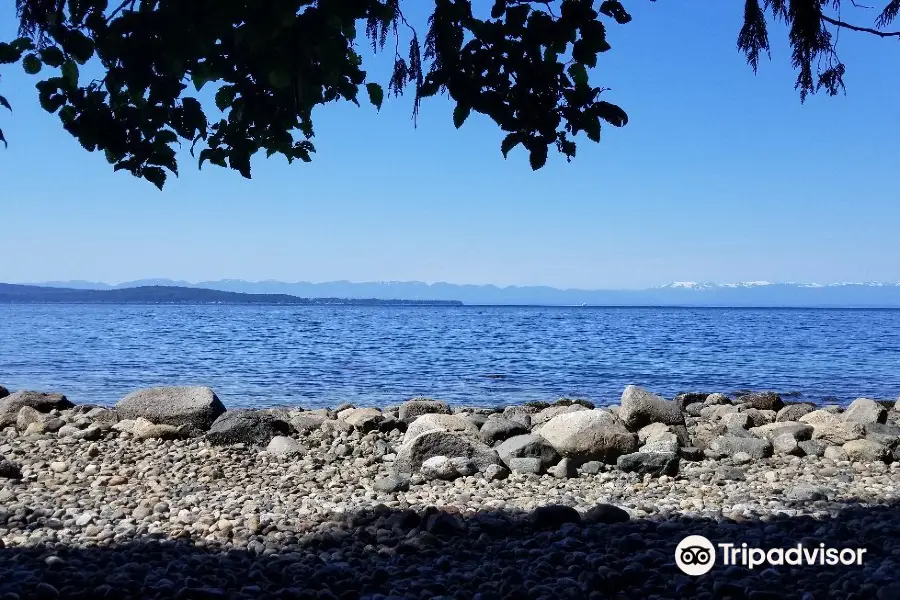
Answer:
[{"xmin": 1, "ymin": 304, "xmax": 899, "ymax": 409}]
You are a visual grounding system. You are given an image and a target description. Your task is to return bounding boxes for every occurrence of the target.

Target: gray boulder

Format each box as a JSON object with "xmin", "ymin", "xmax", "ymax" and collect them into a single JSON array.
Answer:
[
  {"xmin": 811, "ymin": 422, "xmax": 865, "ymax": 445},
  {"xmin": 132, "ymin": 418, "xmax": 185, "ymax": 440},
  {"xmin": 15, "ymin": 406, "xmax": 43, "ymax": 432},
  {"xmin": 748, "ymin": 421, "xmax": 813, "ymax": 441},
  {"xmin": 116, "ymin": 387, "xmax": 225, "ymax": 434},
  {"xmin": 703, "ymin": 393, "xmax": 731, "ymax": 406},
  {"xmin": 531, "ymin": 404, "xmax": 588, "ymax": 428},
  {"xmin": 616, "ymin": 452, "xmax": 679, "ymax": 476},
  {"xmin": 479, "ymin": 415, "xmax": 529, "ymax": 446},
  {"xmin": 340, "ymin": 408, "xmax": 384, "ymax": 432},
  {"xmin": 619, "ymin": 386, "xmax": 685, "ymax": 430},
  {"xmin": 798, "ymin": 439, "xmax": 827, "ymax": 457},
  {"xmin": 709, "ymin": 435, "xmax": 773, "ymax": 459},
  {"xmin": 398, "ymin": 399, "xmax": 451, "ymax": 424},
  {"xmin": 736, "ymin": 391, "xmax": 783, "ymax": 411},
  {"xmin": 394, "ymin": 430, "xmax": 500, "ymax": 474},
  {"xmin": 495, "ymin": 434, "xmax": 560, "ymax": 470},
  {"xmin": 373, "ymin": 473, "xmax": 409, "ymax": 493},
  {"xmin": 843, "ymin": 439, "xmax": 889, "ymax": 462},
  {"xmin": 684, "ymin": 403, "xmax": 704, "ymax": 417},
  {"xmin": 290, "ymin": 413, "xmax": 327, "ymax": 433},
  {"xmin": 502, "ymin": 405, "xmax": 537, "ymax": 428},
  {"xmin": 420, "ymin": 456, "xmax": 459, "ymax": 480},
  {"xmin": 776, "ymin": 403, "xmax": 815, "ymax": 422},
  {"xmin": 0, "ymin": 391, "xmax": 73, "ymax": 427},
  {"xmin": 842, "ymin": 398, "xmax": 887, "ymax": 425},
  {"xmin": 205, "ymin": 410, "xmax": 291, "ymax": 446},
  {"xmin": 691, "ymin": 421, "xmax": 727, "ymax": 450},
  {"xmin": 740, "ymin": 408, "xmax": 776, "ymax": 427},
  {"xmin": 773, "ymin": 433, "xmax": 802, "ymax": 456},
  {"xmin": 537, "ymin": 409, "xmax": 638, "ymax": 463},
  {"xmin": 403, "ymin": 413, "xmax": 478, "ymax": 445}
]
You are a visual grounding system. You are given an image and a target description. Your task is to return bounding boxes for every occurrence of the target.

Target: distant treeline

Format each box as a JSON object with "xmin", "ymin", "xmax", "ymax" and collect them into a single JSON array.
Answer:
[{"xmin": 0, "ymin": 284, "xmax": 463, "ymax": 306}]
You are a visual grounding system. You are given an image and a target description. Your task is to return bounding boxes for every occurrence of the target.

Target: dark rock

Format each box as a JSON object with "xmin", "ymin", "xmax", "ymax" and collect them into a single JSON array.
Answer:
[
  {"xmin": 0, "ymin": 385, "xmax": 8, "ymax": 399},
  {"xmin": 495, "ymin": 434, "xmax": 561, "ymax": 470},
  {"xmin": 616, "ymin": 452, "xmax": 679, "ymax": 476},
  {"xmin": 426, "ymin": 512, "xmax": 465, "ymax": 536},
  {"xmin": 0, "ymin": 458, "xmax": 22, "ymax": 479},
  {"xmin": 531, "ymin": 505, "xmax": 581, "ymax": 529},
  {"xmin": 0, "ymin": 391, "xmax": 73, "ymax": 427},
  {"xmin": 479, "ymin": 416, "xmax": 528, "ymax": 445},
  {"xmin": 619, "ymin": 386, "xmax": 685, "ymax": 430},
  {"xmin": 679, "ymin": 446, "xmax": 704, "ymax": 461},
  {"xmin": 798, "ymin": 439, "xmax": 827, "ymax": 457},
  {"xmin": 205, "ymin": 410, "xmax": 291, "ymax": 446},
  {"xmin": 582, "ymin": 504, "xmax": 630, "ymax": 524},
  {"xmin": 116, "ymin": 386, "xmax": 225, "ymax": 434},
  {"xmin": 394, "ymin": 430, "xmax": 500, "ymax": 474},
  {"xmin": 776, "ymin": 403, "xmax": 815, "ymax": 422},
  {"xmin": 737, "ymin": 391, "xmax": 784, "ymax": 412},
  {"xmin": 673, "ymin": 392, "xmax": 709, "ymax": 409}
]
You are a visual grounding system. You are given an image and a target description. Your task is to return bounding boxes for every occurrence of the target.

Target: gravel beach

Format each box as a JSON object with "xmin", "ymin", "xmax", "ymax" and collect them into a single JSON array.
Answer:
[{"xmin": 2, "ymin": 385, "xmax": 900, "ymax": 599}]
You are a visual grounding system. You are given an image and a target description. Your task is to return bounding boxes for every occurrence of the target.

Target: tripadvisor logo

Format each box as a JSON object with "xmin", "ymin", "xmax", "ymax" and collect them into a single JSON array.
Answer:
[{"xmin": 675, "ymin": 535, "xmax": 868, "ymax": 576}]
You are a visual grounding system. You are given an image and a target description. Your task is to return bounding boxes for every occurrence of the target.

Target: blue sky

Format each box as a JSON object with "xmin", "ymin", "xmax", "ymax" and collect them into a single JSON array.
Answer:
[{"xmin": 1, "ymin": 2, "xmax": 898, "ymax": 289}]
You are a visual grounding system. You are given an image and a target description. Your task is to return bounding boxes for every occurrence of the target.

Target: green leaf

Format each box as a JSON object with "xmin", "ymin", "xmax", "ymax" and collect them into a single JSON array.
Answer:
[
  {"xmin": 62, "ymin": 60, "xmax": 79, "ymax": 88},
  {"xmin": 500, "ymin": 133, "xmax": 522, "ymax": 158},
  {"xmin": 22, "ymin": 54, "xmax": 42, "ymax": 75},
  {"xmin": 215, "ymin": 86, "xmax": 236, "ymax": 111},
  {"xmin": 156, "ymin": 130, "xmax": 178, "ymax": 144},
  {"xmin": 567, "ymin": 63, "xmax": 589, "ymax": 87},
  {"xmin": 453, "ymin": 103, "xmax": 471, "ymax": 129},
  {"xmin": 66, "ymin": 31, "xmax": 95, "ymax": 64},
  {"xmin": 40, "ymin": 47, "xmax": 65, "ymax": 68},
  {"xmin": 143, "ymin": 167, "xmax": 167, "ymax": 190},
  {"xmin": 365, "ymin": 83, "xmax": 384, "ymax": 110},
  {"xmin": 0, "ymin": 43, "xmax": 22, "ymax": 64},
  {"xmin": 529, "ymin": 144, "xmax": 548, "ymax": 170},
  {"xmin": 0, "ymin": 95, "xmax": 10, "ymax": 112}
]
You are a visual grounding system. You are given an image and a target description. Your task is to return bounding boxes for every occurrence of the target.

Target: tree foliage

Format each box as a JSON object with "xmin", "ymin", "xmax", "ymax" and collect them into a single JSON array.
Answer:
[{"xmin": 0, "ymin": 1, "xmax": 898, "ymax": 189}]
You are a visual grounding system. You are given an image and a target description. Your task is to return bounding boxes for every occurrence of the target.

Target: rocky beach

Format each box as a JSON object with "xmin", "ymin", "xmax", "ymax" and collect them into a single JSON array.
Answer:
[{"xmin": 2, "ymin": 384, "xmax": 900, "ymax": 599}]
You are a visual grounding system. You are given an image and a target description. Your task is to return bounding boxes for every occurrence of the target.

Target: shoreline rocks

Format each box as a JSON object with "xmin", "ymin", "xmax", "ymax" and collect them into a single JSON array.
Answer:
[{"xmin": 3, "ymin": 383, "xmax": 900, "ymax": 596}]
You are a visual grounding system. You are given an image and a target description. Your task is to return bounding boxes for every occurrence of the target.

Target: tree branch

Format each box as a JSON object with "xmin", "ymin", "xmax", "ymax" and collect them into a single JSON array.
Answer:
[{"xmin": 820, "ymin": 13, "xmax": 900, "ymax": 37}]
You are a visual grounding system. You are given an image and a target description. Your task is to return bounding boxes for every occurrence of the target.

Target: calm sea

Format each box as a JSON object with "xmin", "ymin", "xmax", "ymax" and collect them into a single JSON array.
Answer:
[{"xmin": 1, "ymin": 304, "xmax": 899, "ymax": 409}]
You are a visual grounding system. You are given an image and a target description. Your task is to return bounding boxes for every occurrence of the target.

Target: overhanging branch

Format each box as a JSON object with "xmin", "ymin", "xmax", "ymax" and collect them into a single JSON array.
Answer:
[{"xmin": 820, "ymin": 13, "xmax": 900, "ymax": 37}]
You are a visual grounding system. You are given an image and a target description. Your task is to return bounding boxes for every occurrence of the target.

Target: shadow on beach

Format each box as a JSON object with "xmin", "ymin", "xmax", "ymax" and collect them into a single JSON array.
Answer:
[{"xmin": 1, "ymin": 496, "xmax": 895, "ymax": 600}]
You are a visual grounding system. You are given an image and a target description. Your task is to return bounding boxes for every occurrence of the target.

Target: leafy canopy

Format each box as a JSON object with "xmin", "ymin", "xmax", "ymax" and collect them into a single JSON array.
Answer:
[{"xmin": 0, "ymin": 1, "xmax": 898, "ymax": 189}]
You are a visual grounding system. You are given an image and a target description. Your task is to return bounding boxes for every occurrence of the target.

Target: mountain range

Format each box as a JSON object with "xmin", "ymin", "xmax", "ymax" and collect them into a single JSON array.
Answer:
[{"xmin": 24, "ymin": 279, "xmax": 900, "ymax": 307}]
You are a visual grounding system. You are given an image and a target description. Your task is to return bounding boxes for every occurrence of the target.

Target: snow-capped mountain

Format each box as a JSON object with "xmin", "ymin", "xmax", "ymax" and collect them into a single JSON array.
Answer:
[{"xmin": 25, "ymin": 279, "xmax": 900, "ymax": 307}]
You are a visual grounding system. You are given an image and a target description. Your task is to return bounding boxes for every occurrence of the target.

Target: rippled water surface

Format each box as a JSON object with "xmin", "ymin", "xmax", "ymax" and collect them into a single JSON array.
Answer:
[{"xmin": 1, "ymin": 304, "xmax": 899, "ymax": 408}]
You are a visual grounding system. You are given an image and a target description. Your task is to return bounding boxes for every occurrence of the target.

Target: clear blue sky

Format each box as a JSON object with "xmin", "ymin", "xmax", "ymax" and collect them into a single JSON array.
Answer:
[{"xmin": 2, "ymin": 2, "xmax": 898, "ymax": 289}]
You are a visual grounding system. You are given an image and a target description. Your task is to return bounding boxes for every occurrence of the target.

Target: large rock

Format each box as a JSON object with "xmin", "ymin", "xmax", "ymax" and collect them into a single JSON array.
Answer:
[
  {"xmin": 479, "ymin": 415, "xmax": 529, "ymax": 446},
  {"xmin": 403, "ymin": 413, "xmax": 478, "ymax": 445},
  {"xmin": 502, "ymin": 405, "xmax": 537, "ymax": 428},
  {"xmin": 842, "ymin": 398, "xmax": 887, "ymax": 425},
  {"xmin": 0, "ymin": 391, "xmax": 73, "ymax": 427},
  {"xmin": 290, "ymin": 413, "xmax": 327, "ymax": 433},
  {"xmin": 15, "ymin": 406, "xmax": 43, "ymax": 432},
  {"xmin": 398, "ymin": 399, "xmax": 451, "ymax": 424},
  {"xmin": 736, "ymin": 391, "xmax": 783, "ymax": 412},
  {"xmin": 205, "ymin": 410, "xmax": 291, "ymax": 446},
  {"xmin": 340, "ymin": 408, "xmax": 384, "ymax": 432},
  {"xmin": 709, "ymin": 435, "xmax": 773, "ymax": 459},
  {"xmin": 531, "ymin": 404, "xmax": 588, "ymax": 428},
  {"xmin": 618, "ymin": 386, "xmax": 685, "ymax": 430},
  {"xmin": 537, "ymin": 409, "xmax": 638, "ymax": 463},
  {"xmin": 673, "ymin": 392, "xmax": 710, "ymax": 409},
  {"xmin": 811, "ymin": 422, "xmax": 865, "ymax": 445},
  {"xmin": 394, "ymin": 431, "xmax": 500, "ymax": 474},
  {"xmin": 266, "ymin": 436, "xmax": 305, "ymax": 456},
  {"xmin": 495, "ymin": 434, "xmax": 561, "ymax": 470},
  {"xmin": 616, "ymin": 452, "xmax": 679, "ymax": 476},
  {"xmin": 843, "ymin": 439, "xmax": 889, "ymax": 462},
  {"xmin": 116, "ymin": 387, "xmax": 225, "ymax": 434},
  {"xmin": 691, "ymin": 421, "xmax": 726, "ymax": 450},
  {"xmin": 0, "ymin": 385, "xmax": 8, "ymax": 399},
  {"xmin": 799, "ymin": 410, "xmax": 842, "ymax": 426},
  {"xmin": 776, "ymin": 403, "xmax": 815, "ymax": 422},
  {"xmin": 748, "ymin": 421, "xmax": 813, "ymax": 441}
]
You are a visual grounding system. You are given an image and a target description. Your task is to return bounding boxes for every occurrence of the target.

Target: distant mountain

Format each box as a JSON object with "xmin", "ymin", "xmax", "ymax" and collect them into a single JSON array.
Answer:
[
  {"xmin": 0, "ymin": 284, "xmax": 462, "ymax": 306},
  {"xmin": 27, "ymin": 279, "xmax": 900, "ymax": 307}
]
